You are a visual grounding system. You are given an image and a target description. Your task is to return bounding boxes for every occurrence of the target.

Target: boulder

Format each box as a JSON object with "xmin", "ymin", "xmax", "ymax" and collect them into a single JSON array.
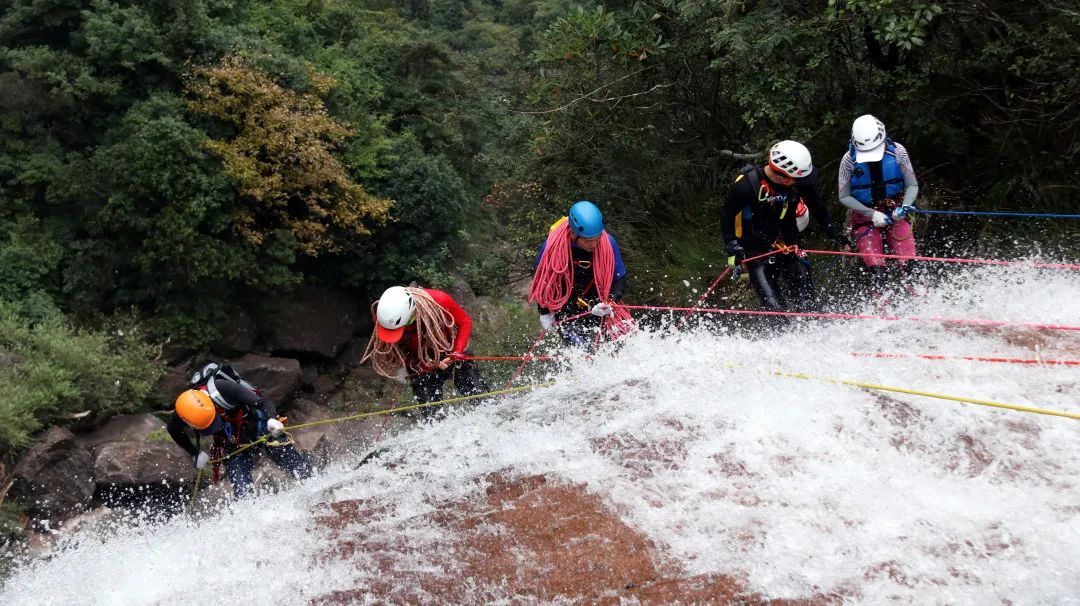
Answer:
[
  {"xmin": 444, "ymin": 272, "xmax": 479, "ymax": 309},
  {"xmin": 75, "ymin": 414, "xmax": 193, "ymax": 509},
  {"xmin": 79, "ymin": 414, "xmax": 166, "ymax": 454},
  {"xmin": 330, "ymin": 335, "xmax": 370, "ymax": 377},
  {"xmin": 93, "ymin": 441, "xmax": 192, "ymax": 487},
  {"xmin": 300, "ymin": 362, "xmax": 320, "ymax": 387},
  {"xmin": 309, "ymin": 373, "xmax": 344, "ymax": 405},
  {"xmin": 150, "ymin": 363, "xmax": 193, "ymax": 410},
  {"xmin": 260, "ymin": 287, "xmax": 362, "ymax": 358},
  {"xmin": 212, "ymin": 307, "xmax": 259, "ymax": 358},
  {"xmin": 230, "ymin": 354, "xmax": 302, "ymax": 409},
  {"xmin": 10, "ymin": 427, "xmax": 95, "ymax": 521}
]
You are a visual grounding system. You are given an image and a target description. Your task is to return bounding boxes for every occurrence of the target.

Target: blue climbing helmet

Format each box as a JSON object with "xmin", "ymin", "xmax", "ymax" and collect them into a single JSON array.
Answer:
[{"xmin": 567, "ymin": 201, "xmax": 604, "ymax": 238}]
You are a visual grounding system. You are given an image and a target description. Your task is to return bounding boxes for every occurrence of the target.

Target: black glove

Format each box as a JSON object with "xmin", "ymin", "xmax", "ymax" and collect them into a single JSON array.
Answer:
[{"xmin": 724, "ymin": 239, "xmax": 746, "ymax": 266}]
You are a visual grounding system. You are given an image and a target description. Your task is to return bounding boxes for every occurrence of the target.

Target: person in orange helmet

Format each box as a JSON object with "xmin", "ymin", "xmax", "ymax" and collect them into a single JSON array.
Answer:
[{"xmin": 167, "ymin": 362, "xmax": 312, "ymax": 497}]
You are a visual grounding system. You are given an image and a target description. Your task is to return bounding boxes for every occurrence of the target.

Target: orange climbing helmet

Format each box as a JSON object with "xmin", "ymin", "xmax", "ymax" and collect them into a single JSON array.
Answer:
[{"xmin": 175, "ymin": 389, "xmax": 217, "ymax": 430}]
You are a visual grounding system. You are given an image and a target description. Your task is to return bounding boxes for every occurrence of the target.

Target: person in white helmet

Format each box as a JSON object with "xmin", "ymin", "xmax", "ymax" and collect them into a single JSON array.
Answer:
[
  {"xmin": 838, "ymin": 115, "xmax": 920, "ymax": 294},
  {"xmin": 360, "ymin": 286, "xmax": 488, "ymax": 418},
  {"xmin": 721, "ymin": 140, "xmax": 850, "ymax": 312}
]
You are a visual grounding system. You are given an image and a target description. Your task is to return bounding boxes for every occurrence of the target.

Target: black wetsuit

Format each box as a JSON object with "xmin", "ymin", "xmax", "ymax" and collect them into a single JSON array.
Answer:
[
  {"xmin": 167, "ymin": 378, "xmax": 312, "ymax": 496},
  {"xmin": 721, "ymin": 166, "xmax": 839, "ymax": 312}
]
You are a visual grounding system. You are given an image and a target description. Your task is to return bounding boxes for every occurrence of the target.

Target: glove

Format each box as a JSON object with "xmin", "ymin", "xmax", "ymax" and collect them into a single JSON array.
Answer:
[
  {"xmin": 892, "ymin": 206, "xmax": 912, "ymax": 221},
  {"xmin": 393, "ymin": 366, "xmax": 409, "ymax": 385},
  {"xmin": 871, "ymin": 211, "xmax": 892, "ymax": 228},
  {"xmin": 194, "ymin": 451, "xmax": 210, "ymax": 470},
  {"xmin": 590, "ymin": 302, "xmax": 614, "ymax": 317},
  {"xmin": 539, "ymin": 313, "xmax": 556, "ymax": 330},
  {"xmin": 266, "ymin": 418, "xmax": 285, "ymax": 436},
  {"xmin": 724, "ymin": 239, "xmax": 745, "ymax": 266}
]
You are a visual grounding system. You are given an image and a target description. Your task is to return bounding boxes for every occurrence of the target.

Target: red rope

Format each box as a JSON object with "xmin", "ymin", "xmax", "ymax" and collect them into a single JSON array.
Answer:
[
  {"xmin": 679, "ymin": 267, "xmax": 732, "ymax": 326},
  {"xmin": 505, "ymin": 329, "xmax": 548, "ymax": 389},
  {"xmin": 461, "ymin": 355, "xmax": 557, "ymax": 362},
  {"xmin": 741, "ymin": 247, "xmax": 798, "ymax": 265},
  {"xmin": 800, "ymin": 248, "xmax": 1080, "ymax": 270},
  {"xmin": 676, "ymin": 247, "xmax": 798, "ymax": 326},
  {"xmin": 851, "ymin": 352, "xmax": 1080, "ymax": 366},
  {"xmin": 614, "ymin": 303, "xmax": 1080, "ymax": 332}
]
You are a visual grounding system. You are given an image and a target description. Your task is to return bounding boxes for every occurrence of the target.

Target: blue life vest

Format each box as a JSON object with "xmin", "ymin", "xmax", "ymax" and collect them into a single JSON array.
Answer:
[{"xmin": 848, "ymin": 140, "xmax": 905, "ymax": 206}]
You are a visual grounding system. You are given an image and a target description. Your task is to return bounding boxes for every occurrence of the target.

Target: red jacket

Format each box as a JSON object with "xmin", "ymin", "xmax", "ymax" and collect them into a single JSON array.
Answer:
[{"xmin": 399, "ymin": 289, "xmax": 472, "ymax": 364}]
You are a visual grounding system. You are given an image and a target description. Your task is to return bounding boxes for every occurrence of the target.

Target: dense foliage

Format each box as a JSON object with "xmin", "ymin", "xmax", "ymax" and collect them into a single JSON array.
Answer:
[
  {"xmin": 0, "ymin": 0, "xmax": 1075, "ymax": 455},
  {"xmin": 523, "ymin": 0, "xmax": 1078, "ymax": 221},
  {"xmin": 0, "ymin": 302, "xmax": 160, "ymax": 452}
]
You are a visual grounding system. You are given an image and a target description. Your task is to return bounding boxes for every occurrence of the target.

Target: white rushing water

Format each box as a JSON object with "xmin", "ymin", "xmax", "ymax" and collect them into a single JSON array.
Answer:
[{"xmin": 3, "ymin": 263, "xmax": 1079, "ymax": 605}]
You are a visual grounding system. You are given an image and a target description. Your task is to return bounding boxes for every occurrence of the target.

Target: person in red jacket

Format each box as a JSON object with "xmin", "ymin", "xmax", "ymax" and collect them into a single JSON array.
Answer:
[{"xmin": 361, "ymin": 286, "xmax": 488, "ymax": 418}]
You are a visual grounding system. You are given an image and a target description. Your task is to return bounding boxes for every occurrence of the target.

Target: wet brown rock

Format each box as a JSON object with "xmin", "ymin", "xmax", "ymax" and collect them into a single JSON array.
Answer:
[
  {"xmin": 311, "ymin": 473, "xmax": 830, "ymax": 604},
  {"xmin": 10, "ymin": 427, "xmax": 95, "ymax": 521},
  {"xmin": 230, "ymin": 354, "xmax": 302, "ymax": 408}
]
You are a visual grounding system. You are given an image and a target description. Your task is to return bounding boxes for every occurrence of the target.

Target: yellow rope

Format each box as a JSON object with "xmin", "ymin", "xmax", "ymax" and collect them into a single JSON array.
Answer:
[
  {"xmin": 188, "ymin": 467, "xmax": 203, "ymax": 512},
  {"xmin": 772, "ymin": 370, "xmax": 1080, "ymax": 421},
  {"xmin": 195, "ymin": 382, "xmax": 552, "ymax": 476},
  {"xmin": 186, "ymin": 383, "xmax": 551, "ymax": 510}
]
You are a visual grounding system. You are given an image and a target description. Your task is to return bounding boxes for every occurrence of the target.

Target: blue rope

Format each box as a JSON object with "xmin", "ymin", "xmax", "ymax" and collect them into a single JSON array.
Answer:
[{"xmin": 910, "ymin": 209, "xmax": 1080, "ymax": 220}]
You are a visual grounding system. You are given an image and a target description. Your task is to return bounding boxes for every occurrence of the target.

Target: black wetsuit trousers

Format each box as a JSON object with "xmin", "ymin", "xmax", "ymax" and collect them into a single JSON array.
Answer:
[
  {"xmin": 409, "ymin": 358, "xmax": 489, "ymax": 418},
  {"xmin": 746, "ymin": 254, "xmax": 813, "ymax": 312}
]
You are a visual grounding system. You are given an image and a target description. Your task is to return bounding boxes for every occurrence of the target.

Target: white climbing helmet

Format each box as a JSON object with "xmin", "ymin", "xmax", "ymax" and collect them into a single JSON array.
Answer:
[
  {"xmin": 375, "ymin": 286, "xmax": 416, "ymax": 343},
  {"xmin": 768, "ymin": 140, "xmax": 813, "ymax": 179},
  {"xmin": 851, "ymin": 114, "xmax": 887, "ymax": 162}
]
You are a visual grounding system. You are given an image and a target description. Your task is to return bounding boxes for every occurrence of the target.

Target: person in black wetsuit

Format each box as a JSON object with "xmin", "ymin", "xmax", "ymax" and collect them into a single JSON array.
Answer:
[
  {"xmin": 721, "ymin": 140, "xmax": 851, "ymax": 312},
  {"xmin": 167, "ymin": 362, "xmax": 312, "ymax": 497}
]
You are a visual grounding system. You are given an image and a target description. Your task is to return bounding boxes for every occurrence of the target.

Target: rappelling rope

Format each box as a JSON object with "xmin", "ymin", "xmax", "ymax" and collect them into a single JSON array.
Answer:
[
  {"xmin": 186, "ymin": 382, "xmax": 554, "ymax": 510},
  {"xmin": 851, "ymin": 352, "xmax": 1080, "ymax": 366},
  {"xmin": 799, "ymin": 248, "xmax": 1080, "ymax": 271},
  {"xmin": 910, "ymin": 209, "xmax": 1080, "ymax": 220},
  {"xmin": 614, "ymin": 303, "xmax": 1080, "ymax": 332},
  {"xmin": 771, "ymin": 369, "xmax": 1080, "ymax": 421},
  {"xmin": 198, "ymin": 383, "xmax": 550, "ymax": 467}
]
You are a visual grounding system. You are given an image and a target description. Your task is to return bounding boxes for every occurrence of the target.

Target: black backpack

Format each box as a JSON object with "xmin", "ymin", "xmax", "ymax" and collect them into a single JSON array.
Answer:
[{"xmin": 188, "ymin": 362, "xmax": 259, "ymax": 410}]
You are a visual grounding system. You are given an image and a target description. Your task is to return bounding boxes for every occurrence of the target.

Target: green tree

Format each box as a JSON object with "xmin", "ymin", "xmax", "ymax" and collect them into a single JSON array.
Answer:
[{"xmin": 187, "ymin": 55, "xmax": 392, "ymax": 256}]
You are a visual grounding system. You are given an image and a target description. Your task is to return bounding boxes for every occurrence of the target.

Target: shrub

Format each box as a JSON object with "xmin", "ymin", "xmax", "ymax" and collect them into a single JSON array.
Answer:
[{"xmin": 0, "ymin": 303, "xmax": 162, "ymax": 455}]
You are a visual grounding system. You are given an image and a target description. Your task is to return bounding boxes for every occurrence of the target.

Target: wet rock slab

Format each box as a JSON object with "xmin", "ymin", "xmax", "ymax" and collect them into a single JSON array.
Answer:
[{"xmin": 311, "ymin": 473, "xmax": 833, "ymax": 604}]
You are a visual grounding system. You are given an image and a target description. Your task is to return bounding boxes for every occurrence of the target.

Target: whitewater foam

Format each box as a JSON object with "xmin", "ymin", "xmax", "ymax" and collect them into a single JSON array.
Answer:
[{"xmin": 3, "ymin": 264, "xmax": 1078, "ymax": 604}]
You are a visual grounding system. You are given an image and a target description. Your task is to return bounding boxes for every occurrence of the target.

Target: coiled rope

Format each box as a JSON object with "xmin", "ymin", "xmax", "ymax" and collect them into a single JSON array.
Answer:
[{"xmin": 360, "ymin": 287, "xmax": 457, "ymax": 378}]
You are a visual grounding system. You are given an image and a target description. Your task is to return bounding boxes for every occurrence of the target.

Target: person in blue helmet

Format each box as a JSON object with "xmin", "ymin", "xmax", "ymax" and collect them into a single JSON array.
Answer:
[{"xmin": 529, "ymin": 201, "xmax": 627, "ymax": 349}]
